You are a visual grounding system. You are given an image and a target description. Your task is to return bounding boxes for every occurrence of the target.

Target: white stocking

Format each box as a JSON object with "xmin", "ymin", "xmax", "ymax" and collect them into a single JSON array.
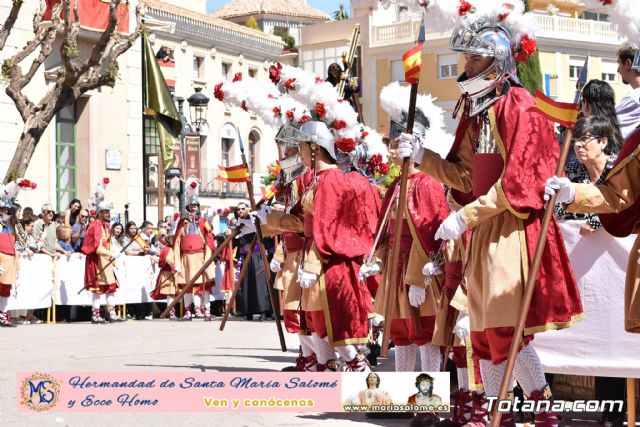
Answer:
[
  {"xmin": 183, "ymin": 292, "xmax": 194, "ymax": 310},
  {"xmin": 513, "ymin": 345, "xmax": 547, "ymax": 397},
  {"xmin": 166, "ymin": 296, "xmax": 175, "ymax": 307},
  {"xmin": 479, "ymin": 359, "xmax": 513, "ymax": 398},
  {"xmin": 105, "ymin": 293, "xmax": 115, "ymax": 307},
  {"xmin": 419, "ymin": 343, "xmax": 441, "ymax": 372},
  {"xmin": 395, "ymin": 344, "xmax": 417, "ymax": 372},
  {"xmin": 457, "ymin": 367, "xmax": 470, "ymax": 392},
  {"xmin": 335, "ymin": 344, "xmax": 357, "ymax": 361},
  {"xmin": 92, "ymin": 294, "xmax": 101, "ymax": 310},
  {"xmin": 0, "ymin": 296, "xmax": 8, "ymax": 312},
  {"xmin": 299, "ymin": 334, "xmax": 315, "ymax": 357},
  {"xmin": 202, "ymin": 291, "xmax": 210, "ymax": 308},
  {"xmin": 311, "ymin": 333, "xmax": 335, "ymax": 364},
  {"xmin": 193, "ymin": 292, "xmax": 202, "ymax": 308}
]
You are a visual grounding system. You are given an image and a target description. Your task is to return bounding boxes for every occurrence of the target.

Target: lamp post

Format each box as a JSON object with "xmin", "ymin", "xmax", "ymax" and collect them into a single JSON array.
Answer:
[{"xmin": 170, "ymin": 90, "xmax": 209, "ymax": 217}]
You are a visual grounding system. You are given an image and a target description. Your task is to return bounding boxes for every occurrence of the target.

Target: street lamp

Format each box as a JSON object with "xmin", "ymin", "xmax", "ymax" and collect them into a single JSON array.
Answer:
[
  {"xmin": 187, "ymin": 87, "xmax": 210, "ymax": 133},
  {"xmin": 171, "ymin": 89, "xmax": 210, "ymax": 217}
]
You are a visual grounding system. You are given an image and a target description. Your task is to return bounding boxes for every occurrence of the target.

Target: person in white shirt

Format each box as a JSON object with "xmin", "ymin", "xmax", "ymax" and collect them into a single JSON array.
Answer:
[{"xmin": 615, "ymin": 43, "xmax": 640, "ymax": 138}]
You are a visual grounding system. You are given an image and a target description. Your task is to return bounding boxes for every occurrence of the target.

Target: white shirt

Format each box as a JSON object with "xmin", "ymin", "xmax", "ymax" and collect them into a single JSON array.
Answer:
[{"xmin": 616, "ymin": 87, "xmax": 640, "ymax": 138}]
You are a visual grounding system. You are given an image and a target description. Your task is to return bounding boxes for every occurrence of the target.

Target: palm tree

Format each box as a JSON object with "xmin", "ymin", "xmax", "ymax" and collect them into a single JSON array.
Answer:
[{"xmin": 333, "ymin": 3, "xmax": 349, "ymax": 21}]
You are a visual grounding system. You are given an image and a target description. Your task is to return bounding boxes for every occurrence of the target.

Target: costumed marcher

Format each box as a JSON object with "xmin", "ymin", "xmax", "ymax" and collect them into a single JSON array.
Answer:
[
  {"xmin": 81, "ymin": 178, "xmax": 124, "ymax": 324},
  {"xmin": 173, "ymin": 177, "xmax": 216, "ymax": 321},
  {"xmin": 361, "ymin": 82, "xmax": 452, "ymax": 380},
  {"xmin": 0, "ymin": 179, "xmax": 36, "ymax": 327},
  {"xmin": 268, "ymin": 148, "xmax": 317, "ymax": 371},
  {"xmin": 544, "ymin": 0, "xmax": 640, "ymax": 336},
  {"xmin": 150, "ymin": 213, "xmax": 180, "ymax": 320},
  {"xmin": 398, "ymin": 2, "xmax": 583, "ymax": 425},
  {"xmin": 434, "ymin": 189, "xmax": 486, "ymax": 427}
]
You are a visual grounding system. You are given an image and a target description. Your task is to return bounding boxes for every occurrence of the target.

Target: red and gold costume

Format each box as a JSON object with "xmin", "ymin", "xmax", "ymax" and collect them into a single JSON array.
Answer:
[
  {"xmin": 150, "ymin": 245, "xmax": 177, "ymax": 301},
  {"xmin": 568, "ymin": 127, "xmax": 640, "ymax": 333},
  {"xmin": 173, "ymin": 216, "xmax": 216, "ymax": 293},
  {"xmin": 419, "ymin": 86, "xmax": 583, "ymax": 364},
  {"xmin": 82, "ymin": 219, "xmax": 118, "ymax": 294},
  {"xmin": 0, "ymin": 224, "xmax": 19, "ymax": 326},
  {"xmin": 374, "ymin": 172, "xmax": 448, "ymax": 351}
]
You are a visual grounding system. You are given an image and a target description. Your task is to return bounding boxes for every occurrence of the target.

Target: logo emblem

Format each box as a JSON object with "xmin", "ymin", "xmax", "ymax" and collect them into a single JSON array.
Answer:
[{"xmin": 20, "ymin": 373, "xmax": 60, "ymax": 411}]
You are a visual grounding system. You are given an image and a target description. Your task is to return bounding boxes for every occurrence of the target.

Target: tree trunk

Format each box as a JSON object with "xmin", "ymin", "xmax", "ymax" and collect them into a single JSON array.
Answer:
[{"xmin": 3, "ymin": 121, "xmax": 46, "ymax": 183}]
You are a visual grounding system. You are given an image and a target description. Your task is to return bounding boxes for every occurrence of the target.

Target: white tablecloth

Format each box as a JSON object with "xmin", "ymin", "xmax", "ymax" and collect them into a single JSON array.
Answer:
[{"xmin": 533, "ymin": 220, "xmax": 640, "ymax": 378}]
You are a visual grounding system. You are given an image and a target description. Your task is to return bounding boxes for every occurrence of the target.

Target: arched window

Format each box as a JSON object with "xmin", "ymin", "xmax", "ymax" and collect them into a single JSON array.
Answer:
[{"xmin": 248, "ymin": 129, "xmax": 260, "ymax": 172}]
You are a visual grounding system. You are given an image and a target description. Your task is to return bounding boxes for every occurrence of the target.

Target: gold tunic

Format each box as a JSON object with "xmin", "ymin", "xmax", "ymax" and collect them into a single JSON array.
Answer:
[{"xmin": 567, "ymin": 148, "xmax": 640, "ymax": 333}]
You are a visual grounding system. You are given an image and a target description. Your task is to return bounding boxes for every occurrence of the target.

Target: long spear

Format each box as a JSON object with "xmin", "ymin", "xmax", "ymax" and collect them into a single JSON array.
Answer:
[
  {"xmin": 219, "ymin": 234, "xmax": 258, "ymax": 330},
  {"xmin": 236, "ymin": 129, "xmax": 287, "ymax": 352},
  {"xmin": 381, "ymin": 14, "xmax": 426, "ymax": 357},
  {"xmin": 490, "ymin": 58, "xmax": 588, "ymax": 426}
]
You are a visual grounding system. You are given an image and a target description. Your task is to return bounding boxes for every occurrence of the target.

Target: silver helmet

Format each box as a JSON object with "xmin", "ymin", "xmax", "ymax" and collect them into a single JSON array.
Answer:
[
  {"xmin": 298, "ymin": 120, "xmax": 337, "ymax": 160},
  {"xmin": 450, "ymin": 17, "xmax": 520, "ymax": 116},
  {"xmin": 388, "ymin": 108, "xmax": 430, "ymax": 142}
]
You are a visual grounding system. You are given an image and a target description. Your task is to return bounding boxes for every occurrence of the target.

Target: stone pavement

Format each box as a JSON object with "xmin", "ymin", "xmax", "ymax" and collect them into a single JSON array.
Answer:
[{"xmin": 0, "ymin": 318, "xmax": 622, "ymax": 426}]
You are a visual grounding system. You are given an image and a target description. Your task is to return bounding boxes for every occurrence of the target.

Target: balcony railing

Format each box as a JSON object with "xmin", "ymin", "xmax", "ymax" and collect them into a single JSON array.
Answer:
[
  {"xmin": 199, "ymin": 168, "xmax": 249, "ymax": 199},
  {"xmin": 370, "ymin": 14, "xmax": 622, "ymax": 48}
]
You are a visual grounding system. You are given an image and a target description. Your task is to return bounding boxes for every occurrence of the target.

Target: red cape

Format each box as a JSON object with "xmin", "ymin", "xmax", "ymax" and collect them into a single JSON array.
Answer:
[
  {"xmin": 447, "ymin": 87, "xmax": 582, "ymax": 331},
  {"xmin": 600, "ymin": 127, "xmax": 640, "ymax": 237},
  {"xmin": 81, "ymin": 220, "xmax": 110, "ymax": 289},
  {"xmin": 313, "ymin": 169, "xmax": 381, "ymax": 343}
]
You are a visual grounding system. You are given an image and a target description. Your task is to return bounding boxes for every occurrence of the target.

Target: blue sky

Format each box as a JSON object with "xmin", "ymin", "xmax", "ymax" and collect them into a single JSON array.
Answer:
[{"xmin": 206, "ymin": 0, "xmax": 350, "ymax": 17}]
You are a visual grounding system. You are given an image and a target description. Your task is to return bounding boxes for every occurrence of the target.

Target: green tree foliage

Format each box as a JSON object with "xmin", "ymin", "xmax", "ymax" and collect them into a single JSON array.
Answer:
[
  {"xmin": 516, "ymin": 0, "xmax": 543, "ymax": 94},
  {"xmin": 333, "ymin": 3, "xmax": 349, "ymax": 21},
  {"xmin": 245, "ymin": 16, "xmax": 259, "ymax": 30}
]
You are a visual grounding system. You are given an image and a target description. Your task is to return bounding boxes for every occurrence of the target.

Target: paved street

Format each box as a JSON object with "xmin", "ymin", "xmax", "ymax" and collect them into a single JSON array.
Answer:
[{"xmin": 0, "ymin": 318, "xmax": 619, "ymax": 426}]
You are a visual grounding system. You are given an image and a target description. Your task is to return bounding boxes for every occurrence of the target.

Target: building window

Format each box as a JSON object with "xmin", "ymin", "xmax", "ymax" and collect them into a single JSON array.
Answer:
[
  {"xmin": 55, "ymin": 104, "xmax": 76, "ymax": 211},
  {"xmin": 580, "ymin": 11, "xmax": 609, "ymax": 22},
  {"xmin": 300, "ymin": 45, "xmax": 350, "ymax": 78},
  {"xmin": 601, "ymin": 59, "xmax": 618, "ymax": 83},
  {"xmin": 248, "ymin": 130, "xmax": 260, "ymax": 172},
  {"xmin": 144, "ymin": 116, "xmax": 161, "ymax": 206},
  {"xmin": 193, "ymin": 55, "xmax": 205, "ymax": 80},
  {"xmin": 391, "ymin": 59, "xmax": 405, "ymax": 82},
  {"xmin": 249, "ymin": 68, "xmax": 257, "ymax": 78},
  {"xmin": 569, "ymin": 56, "xmax": 586, "ymax": 80},
  {"xmin": 221, "ymin": 137, "xmax": 234, "ymax": 192},
  {"xmin": 438, "ymin": 53, "xmax": 458, "ymax": 79},
  {"xmin": 222, "ymin": 62, "xmax": 230, "ymax": 80}
]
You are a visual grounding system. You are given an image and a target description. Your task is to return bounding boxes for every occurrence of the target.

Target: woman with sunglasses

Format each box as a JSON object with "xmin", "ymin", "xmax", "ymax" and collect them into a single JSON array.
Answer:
[{"xmin": 554, "ymin": 117, "xmax": 619, "ymax": 236}]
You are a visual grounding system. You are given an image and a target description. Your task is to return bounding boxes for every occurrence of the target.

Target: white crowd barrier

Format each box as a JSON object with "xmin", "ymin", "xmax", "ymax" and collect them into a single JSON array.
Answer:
[
  {"xmin": 533, "ymin": 220, "xmax": 640, "ymax": 378},
  {"xmin": 6, "ymin": 254, "xmax": 159, "ymax": 310}
]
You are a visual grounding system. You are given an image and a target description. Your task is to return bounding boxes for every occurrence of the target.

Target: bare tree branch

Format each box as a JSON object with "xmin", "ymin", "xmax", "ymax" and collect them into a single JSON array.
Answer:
[{"xmin": 0, "ymin": 0, "xmax": 23, "ymax": 51}]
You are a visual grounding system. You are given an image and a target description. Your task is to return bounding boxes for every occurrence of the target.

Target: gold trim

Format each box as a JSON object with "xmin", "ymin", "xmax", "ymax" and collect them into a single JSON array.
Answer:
[
  {"xmin": 465, "ymin": 338, "xmax": 483, "ymax": 391},
  {"xmin": 489, "ymin": 108, "xmax": 530, "ymax": 220},
  {"xmin": 524, "ymin": 312, "xmax": 586, "ymax": 335},
  {"xmin": 462, "ymin": 205, "xmax": 480, "ymax": 228},
  {"xmin": 517, "ymin": 218, "xmax": 529, "ymax": 284}
]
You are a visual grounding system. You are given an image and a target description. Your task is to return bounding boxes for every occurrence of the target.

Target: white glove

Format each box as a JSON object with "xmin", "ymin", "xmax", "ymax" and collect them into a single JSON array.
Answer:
[
  {"xmin": 358, "ymin": 261, "xmax": 382, "ymax": 281},
  {"xmin": 397, "ymin": 133, "xmax": 424, "ymax": 163},
  {"xmin": 174, "ymin": 266, "xmax": 182, "ymax": 273},
  {"xmin": 422, "ymin": 261, "xmax": 442, "ymax": 276},
  {"xmin": 544, "ymin": 176, "xmax": 576, "ymax": 204},
  {"xmin": 270, "ymin": 258, "xmax": 282, "ymax": 273},
  {"xmin": 111, "ymin": 251, "xmax": 122, "ymax": 260},
  {"xmin": 0, "ymin": 266, "xmax": 4, "ymax": 277},
  {"xmin": 251, "ymin": 205, "xmax": 273, "ymax": 224},
  {"xmin": 297, "ymin": 268, "xmax": 317, "ymax": 289},
  {"xmin": 435, "ymin": 211, "xmax": 468, "ymax": 241},
  {"xmin": 453, "ymin": 312, "xmax": 471, "ymax": 340},
  {"xmin": 408, "ymin": 285, "xmax": 426, "ymax": 308},
  {"xmin": 236, "ymin": 218, "xmax": 256, "ymax": 238},
  {"xmin": 371, "ymin": 314, "xmax": 385, "ymax": 327}
]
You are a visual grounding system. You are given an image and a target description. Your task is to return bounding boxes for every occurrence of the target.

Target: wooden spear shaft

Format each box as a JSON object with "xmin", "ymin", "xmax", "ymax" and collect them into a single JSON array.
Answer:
[
  {"xmin": 219, "ymin": 234, "xmax": 258, "ymax": 331},
  {"xmin": 381, "ymin": 83, "xmax": 420, "ymax": 357}
]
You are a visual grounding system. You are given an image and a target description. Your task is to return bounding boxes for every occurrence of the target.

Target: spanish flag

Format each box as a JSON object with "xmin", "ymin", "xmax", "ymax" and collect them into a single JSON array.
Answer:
[
  {"xmin": 215, "ymin": 164, "xmax": 250, "ymax": 183},
  {"xmin": 530, "ymin": 89, "xmax": 580, "ymax": 128},
  {"xmin": 260, "ymin": 183, "xmax": 278, "ymax": 203},
  {"xmin": 403, "ymin": 42, "xmax": 423, "ymax": 84}
]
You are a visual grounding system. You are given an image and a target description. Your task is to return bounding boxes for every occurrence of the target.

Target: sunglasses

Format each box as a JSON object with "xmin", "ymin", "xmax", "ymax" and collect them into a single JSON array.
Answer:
[
  {"xmin": 44, "ymin": 210, "xmax": 54, "ymax": 214},
  {"xmin": 80, "ymin": 215, "xmax": 88, "ymax": 218}
]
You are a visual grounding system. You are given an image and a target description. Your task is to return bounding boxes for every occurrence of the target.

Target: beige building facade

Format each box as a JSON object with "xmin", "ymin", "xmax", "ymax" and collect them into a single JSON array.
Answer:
[{"xmin": 299, "ymin": 0, "xmax": 629, "ymax": 137}]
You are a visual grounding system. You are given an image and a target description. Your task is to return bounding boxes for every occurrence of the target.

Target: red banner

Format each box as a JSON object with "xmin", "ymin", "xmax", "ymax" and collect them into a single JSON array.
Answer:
[
  {"xmin": 44, "ymin": 0, "xmax": 130, "ymax": 33},
  {"xmin": 184, "ymin": 136, "xmax": 201, "ymax": 180}
]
